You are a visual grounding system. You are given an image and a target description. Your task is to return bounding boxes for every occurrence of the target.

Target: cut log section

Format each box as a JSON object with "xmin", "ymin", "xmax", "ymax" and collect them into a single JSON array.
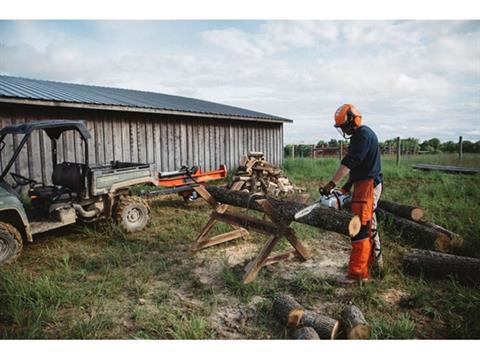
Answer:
[
  {"xmin": 298, "ymin": 310, "xmax": 340, "ymax": 339},
  {"xmin": 340, "ymin": 305, "xmax": 370, "ymax": 339},
  {"xmin": 293, "ymin": 327, "xmax": 320, "ymax": 340},
  {"xmin": 418, "ymin": 221, "xmax": 464, "ymax": 249},
  {"xmin": 376, "ymin": 208, "xmax": 451, "ymax": 251},
  {"xmin": 378, "ymin": 200, "xmax": 424, "ymax": 221},
  {"xmin": 403, "ymin": 248, "xmax": 480, "ymax": 284},
  {"xmin": 205, "ymin": 186, "xmax": 361, "ymax": 237},
  {"xmin": 273, "ymin": 294, "xmax": 305, "ymax": 327}
]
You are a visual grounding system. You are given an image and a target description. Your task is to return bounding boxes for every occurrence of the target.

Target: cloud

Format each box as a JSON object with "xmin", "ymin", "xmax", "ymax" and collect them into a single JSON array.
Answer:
[{"xmin": 0, "ymin": 20, "xmax": 479, "ymax": 143}]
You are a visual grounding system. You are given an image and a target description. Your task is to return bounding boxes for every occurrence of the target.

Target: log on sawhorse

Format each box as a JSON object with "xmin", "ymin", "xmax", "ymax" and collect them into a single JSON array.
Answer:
[{"xmin": 190, "ymin": 182, "xmax": 311, "ymax": 284}]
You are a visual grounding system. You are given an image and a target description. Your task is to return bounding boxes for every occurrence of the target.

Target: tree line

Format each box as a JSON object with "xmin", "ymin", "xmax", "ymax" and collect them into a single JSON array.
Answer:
[{"xmin": 284, "ymin": 138, "xmax": 480, "ymax": 157}]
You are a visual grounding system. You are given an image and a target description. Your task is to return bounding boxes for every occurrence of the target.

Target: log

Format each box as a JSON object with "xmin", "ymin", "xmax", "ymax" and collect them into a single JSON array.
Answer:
[
  {"xmin": 293, "ymin": 327, "xmax": 320, "ymax": 340},
  {"xmin": 376, "ymin": 208, "xmax": 451, "ymax": 251},
  {"xmin": 403, "ymin": 248, "xmax": 480, "ymax": 284},
  {"xmin": 298, "ymin": 310, "xmax": 340, "ymax": 339},
  {"xmin": 273, "ymin": 294, "xmax": 305, "ymax": 327},
  {"xmin": 378, "ymin": 200, "xmax": 424, "ymax": 221},
  {"xmin": 418, "ymin": 221, "xmax": 464, "ymax": 248},
  {"xmin": 340, "ymin": 305, "xmax": 370, "ymax": 339},
  {"xmin": 205, "ymin": 186, "xmax": 361, "ymax": 237}
]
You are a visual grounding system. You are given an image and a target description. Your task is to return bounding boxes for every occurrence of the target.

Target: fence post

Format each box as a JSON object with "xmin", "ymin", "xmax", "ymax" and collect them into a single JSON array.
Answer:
[
  {"xmin": 312, "ymin": 144, "xmax": 315, "ymax": 159},
  {"xmin": 459, "ymin": 136, "xmax": 463, "ymax": 160},
  {"xmin": 291, "ymin": 145, "xmax": 295, "ymax": 159},
  {"xmin": 396, "ymin": 137, "xmax": 401, "ymax": 166},
  {"xmin": 339, "ymin": 143, "xmax": 343, "ymax": 160}
]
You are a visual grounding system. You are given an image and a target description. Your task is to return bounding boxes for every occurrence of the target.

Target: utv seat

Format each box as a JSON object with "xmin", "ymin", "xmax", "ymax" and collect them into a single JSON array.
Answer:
[{"xmin": 52, "ymin": 162, "xmax": 84, "ymax": 194}]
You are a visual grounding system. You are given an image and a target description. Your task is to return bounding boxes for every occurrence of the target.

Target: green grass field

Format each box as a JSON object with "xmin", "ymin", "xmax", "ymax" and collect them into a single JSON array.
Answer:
[{"xmin": 0, "ymin": 153, "xmax": 479, "ymax": 339}]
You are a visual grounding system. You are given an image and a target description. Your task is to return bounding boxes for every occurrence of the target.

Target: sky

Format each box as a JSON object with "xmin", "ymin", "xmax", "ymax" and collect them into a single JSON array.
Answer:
[{"xmin": 0, "ymin": 20, "xmax": 479, "ymax": 144}]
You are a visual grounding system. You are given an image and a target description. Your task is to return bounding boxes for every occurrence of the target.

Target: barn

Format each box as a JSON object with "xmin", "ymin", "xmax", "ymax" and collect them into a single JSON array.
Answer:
[{"xmin": 0, "ymin": 75, "xmax": 291, "ymax": 184}]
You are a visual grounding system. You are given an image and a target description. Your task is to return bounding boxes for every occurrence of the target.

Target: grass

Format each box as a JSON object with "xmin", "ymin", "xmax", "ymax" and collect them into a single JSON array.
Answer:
[{"xmin": 0, "ymin": 153, "xmax": 479, "ymax": 339}]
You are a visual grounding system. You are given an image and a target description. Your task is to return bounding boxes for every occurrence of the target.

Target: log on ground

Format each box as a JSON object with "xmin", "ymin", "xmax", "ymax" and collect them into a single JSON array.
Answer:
[
  {"xmin": 293, "ymin": 327, "xmax": 320, "ymax": 340},
  {"xmin": 205, "ymin": 186, "xmax": 361, "ymax": 237},
  {"xmin": 376, "ymin": 208, "xmax": 451, "ymax": 251},
  {"xmin": 417, "ymin": 221, "xmax": 464, "ymax": 248},
  {"xmin": 340, "ymin": 305, "xmax": 370, "ymax": 339},
  {"xmin": 273, "ymin": 294, "xmax": 304, "ymax": 327},
  {"xmin": 403, "ymin": 248, "xmax": 480, "ymax": 284},
  {"xmin": 378, "ymin": 200, "xmax": 424, "ymax": 221},
  {"xmin": 298, "ymin": 310, "xmax": 340, "ymax": 339}
]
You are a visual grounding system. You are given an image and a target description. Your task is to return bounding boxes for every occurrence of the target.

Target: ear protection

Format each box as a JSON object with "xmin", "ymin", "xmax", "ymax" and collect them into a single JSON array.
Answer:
[{"xmin": 346, "ymin": 106, "xmax": 362, "ymax": 128}]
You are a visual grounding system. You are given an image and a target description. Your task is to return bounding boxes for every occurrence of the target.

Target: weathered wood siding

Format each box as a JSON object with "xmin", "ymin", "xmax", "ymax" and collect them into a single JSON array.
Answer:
[{"xmin": 0, "ymin": 104, "xmax": 284, "ymax": 184}]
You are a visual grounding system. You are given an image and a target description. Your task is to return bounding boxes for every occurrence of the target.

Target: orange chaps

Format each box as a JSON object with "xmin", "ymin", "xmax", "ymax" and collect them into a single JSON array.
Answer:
[{"xmin": 348, "ymin": 179, "xmax": 375, "ymax": 280}]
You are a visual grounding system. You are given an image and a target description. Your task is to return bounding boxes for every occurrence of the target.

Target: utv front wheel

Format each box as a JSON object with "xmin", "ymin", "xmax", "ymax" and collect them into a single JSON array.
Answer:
[
  {"xmin": 0, "ymin": 222, "xmax": 23, "ymax": 265},
  {"xmin": 114, "ymin": 196, "xmax": 150, "ymax": 233}
]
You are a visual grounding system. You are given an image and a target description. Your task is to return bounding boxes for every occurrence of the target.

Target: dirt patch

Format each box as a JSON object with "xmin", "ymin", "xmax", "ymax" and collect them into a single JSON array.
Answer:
[{"xmin": 381, "ymin": 288, "xmax": 409, "ymax": 306}]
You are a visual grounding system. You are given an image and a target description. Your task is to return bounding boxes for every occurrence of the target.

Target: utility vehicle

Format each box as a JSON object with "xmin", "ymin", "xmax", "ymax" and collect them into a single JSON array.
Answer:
[{"xmin": 0, "ymin": 120, "xmax": 158, "ymax": 264}]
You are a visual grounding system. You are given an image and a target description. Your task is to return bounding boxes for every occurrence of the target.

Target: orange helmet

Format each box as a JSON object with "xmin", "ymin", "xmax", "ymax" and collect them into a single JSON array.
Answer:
[{"xmin": 334, "ymin": 104, "xmax": 362, "ymax": 128}]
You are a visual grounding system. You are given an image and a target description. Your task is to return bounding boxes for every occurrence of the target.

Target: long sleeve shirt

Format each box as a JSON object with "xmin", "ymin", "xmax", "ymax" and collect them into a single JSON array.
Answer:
[{"xmin": 341, "ymin": 125, "xmax": 382, "ymax": 185}]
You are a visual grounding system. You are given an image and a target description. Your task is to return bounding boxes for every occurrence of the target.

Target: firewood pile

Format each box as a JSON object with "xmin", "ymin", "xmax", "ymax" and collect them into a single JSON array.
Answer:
[
  {"xmin": 233, "ymin": 152, "xmax": 304, "ymax": 196},
  {"xmin": 273, "ymin": 294, "xmax": 370, "ymax": 340}
]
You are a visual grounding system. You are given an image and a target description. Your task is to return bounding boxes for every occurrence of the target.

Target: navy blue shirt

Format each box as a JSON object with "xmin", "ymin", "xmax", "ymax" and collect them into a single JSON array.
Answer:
[{"xmin": 341, "ymin": 125, "xmax": 382, "ymax": 185}]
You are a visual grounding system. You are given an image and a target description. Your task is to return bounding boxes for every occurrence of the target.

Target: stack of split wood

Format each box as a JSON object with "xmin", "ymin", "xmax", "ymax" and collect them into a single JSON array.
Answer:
[
  {"xmin": 376, "ymin": 200, "xmax": 463, "ymax": 252},
  {"xmin": 233, "ymin": 152, "xmax": 304, "ymax": 196},
  {"xmin": 273, "ymin": 294, "xmax": 370, "ymax": 340}
]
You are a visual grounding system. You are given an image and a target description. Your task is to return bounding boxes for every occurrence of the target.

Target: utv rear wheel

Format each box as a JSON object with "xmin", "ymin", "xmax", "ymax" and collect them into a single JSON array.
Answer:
[
  {"xmin": 0, "ymin": 222, "xmax": 23, "ymax": 265},
  {"xmin": 114, "ymin": 196, "xmax": 150, "ymax": 233}
]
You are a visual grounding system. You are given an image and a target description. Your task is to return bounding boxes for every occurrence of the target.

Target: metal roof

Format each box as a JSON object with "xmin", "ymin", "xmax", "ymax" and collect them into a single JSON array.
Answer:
[{"xmin": 0, "ymin": 75, "xmax": 292, "ymax": 123}]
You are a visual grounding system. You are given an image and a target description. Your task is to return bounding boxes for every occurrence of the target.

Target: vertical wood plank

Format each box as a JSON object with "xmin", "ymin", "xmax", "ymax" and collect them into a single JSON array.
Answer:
[
  {"xmin": 113, "ymin": 119, "xmax": 123, "ymax": 161},
  {"xmin": 167, "ymin": 119, "xmax": 175, "ymax": 170},
  {"xmin": 137, "ymin": 118, "xmax": 147, "ymax": 163},
  {"xmin": 153, "ymin": 121, "xmax": 160, "ymax": 169},
  {"xmin": 180, "ymin": 122, "xmax": 187, "ymax": 166},
  {"xmin": 95, "ymin": 117, "xmax": 105, "ymax": 163},
  {"xmin": 103, "ymin": 117, "xmax": 114, "ymax": 163},
  {"xmin": 130, "ymin": 118, "xmax": 138, "ymax": 163},
  {"xmin": 86, "ymin": 119, "xmax": 96, "ymax": 164}
]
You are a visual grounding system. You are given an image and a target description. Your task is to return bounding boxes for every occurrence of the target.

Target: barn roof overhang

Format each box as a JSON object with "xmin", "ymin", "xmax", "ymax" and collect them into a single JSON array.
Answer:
[{"xmin": 0, "ymin": 97, "xmax": 291, "ymax": 124}]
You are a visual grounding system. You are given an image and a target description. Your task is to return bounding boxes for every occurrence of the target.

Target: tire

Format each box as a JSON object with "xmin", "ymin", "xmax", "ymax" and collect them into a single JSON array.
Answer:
[
  {"xmin": 0, "ymin": 221, "xmax": 23, "ymax": 265},
  {"xmin": 114, "ymin": 196, "xmax": 150, "ymax": 233}
]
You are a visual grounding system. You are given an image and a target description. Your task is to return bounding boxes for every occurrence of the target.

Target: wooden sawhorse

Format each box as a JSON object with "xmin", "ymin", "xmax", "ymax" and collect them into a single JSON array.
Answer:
[{"xmin": 190, "ymin": 183, "xmax": 311, "ymax": 283}]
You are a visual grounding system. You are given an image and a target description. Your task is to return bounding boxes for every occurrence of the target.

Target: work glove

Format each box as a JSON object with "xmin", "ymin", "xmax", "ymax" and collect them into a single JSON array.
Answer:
[{"xmin": 319, "ymin": 180, "xmax": 336, "ymax": 196}]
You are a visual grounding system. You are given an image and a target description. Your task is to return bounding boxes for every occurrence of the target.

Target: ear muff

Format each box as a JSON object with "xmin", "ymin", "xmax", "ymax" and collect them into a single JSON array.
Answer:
[{"xmin": 347, "ymin": 107, "xmax": 362, "ymax": 127}]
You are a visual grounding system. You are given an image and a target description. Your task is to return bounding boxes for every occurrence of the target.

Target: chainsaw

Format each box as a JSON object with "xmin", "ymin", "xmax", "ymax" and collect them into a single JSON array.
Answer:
[{"xmin": 294, "ymin": 189, "xmax": 351, "ymax": 220}]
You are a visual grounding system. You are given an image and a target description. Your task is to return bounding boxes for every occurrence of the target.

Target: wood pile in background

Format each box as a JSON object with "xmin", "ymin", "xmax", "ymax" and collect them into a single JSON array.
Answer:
[{"xmin": 233, "ymin": 152, "xmax": 304, "ymax": 196}]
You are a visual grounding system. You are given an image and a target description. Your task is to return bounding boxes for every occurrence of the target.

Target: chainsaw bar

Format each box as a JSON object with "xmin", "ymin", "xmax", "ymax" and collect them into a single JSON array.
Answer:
[{"xmin": 294, "ymin": 202, "xmax": 321, "ymax": 220}]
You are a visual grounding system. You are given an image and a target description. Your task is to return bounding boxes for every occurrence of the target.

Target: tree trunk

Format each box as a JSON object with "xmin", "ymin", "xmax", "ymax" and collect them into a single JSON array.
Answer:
[
  {"xmin": 298, "ymin": 310, "xmax": 340, "ymax": 339},
  {"xmin": 293, "ymin": 327, "xmax": 320, "ymax": 340},
  {"xmin": 205, "ymin": 186, "xmax": 361, "ymax": 237},
  {"xmin": 376, "ymin": 208, "xmax": 451, "ymax": 251},
  {"xmin": 403, "ymin": 248, "xmax": 480, "ymax": 284},
  {"xmin": 417, "ymin": 221, "xmax": 464, "ymax": 248},
  {"xmin": 273, "ymin": 294, "xmax": 304, "ymax": 327},
  {"xmin": 378, "ymin": 200, "xmax": 424, "ymax": 221},
  {"xmin": 340, "ymin": 305, "xmax": 370, "ymax": 339}
]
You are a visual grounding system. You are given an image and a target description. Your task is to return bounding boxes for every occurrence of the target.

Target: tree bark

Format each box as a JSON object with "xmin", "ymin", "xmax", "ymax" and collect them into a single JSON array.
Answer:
[
  {"xmin": 340, "ymin": 305, "xmax": 370, "ymax": 339},
  {"xmin": 378, "ymin": 200, "xmax": 424, "ymax": 221},
  {"xmin": 205, "ymin": 186, "xmax": 361, "ymax": 237},
  {"xmin": 403, "ymin": 248, "xmax": 480, "ymax": 284},
  {"xmin": 417, "ymin": 221, "xmax": 464, "ymax": 248},
  {"xmin": 273, "ymin": 294, "xmax": 304, "ymax": 327},
  {"xmin": 376, "ymin": 208, "xmax": 451, "ymax": 251},
  {"xmin": 298, "ymin": 310, "xmax": 340, "ymax": 339},
  {"xmin": 293, "ymin": 327, "xmax": 320, "ymax": 340}
]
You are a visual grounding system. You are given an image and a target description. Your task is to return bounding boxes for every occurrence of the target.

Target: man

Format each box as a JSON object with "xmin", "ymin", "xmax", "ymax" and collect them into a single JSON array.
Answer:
[{"xmin": 320, "ymin": 104, "xmax": 383, "ymax": 285}]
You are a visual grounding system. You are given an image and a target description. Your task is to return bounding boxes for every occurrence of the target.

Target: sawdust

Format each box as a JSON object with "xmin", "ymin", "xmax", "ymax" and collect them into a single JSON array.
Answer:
[
  {"xmin": 381, "ymin": 288, "xmax": 409, "ymax": 306},
  {"xmin": 211, "ymin": 295, "xmax": 267, "ymax": 339}
]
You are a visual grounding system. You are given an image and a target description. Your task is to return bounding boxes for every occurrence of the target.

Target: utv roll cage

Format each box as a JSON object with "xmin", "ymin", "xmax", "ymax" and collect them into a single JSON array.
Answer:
[{"xmin": 0, "ymin": 120, "xmax": 90, "ymax": 183}]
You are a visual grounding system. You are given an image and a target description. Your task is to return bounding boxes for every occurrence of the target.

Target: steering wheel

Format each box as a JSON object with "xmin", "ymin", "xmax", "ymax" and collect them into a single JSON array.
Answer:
[{"xmin": 10, "ymin": 173, "xmax": 40, "ymax": 189}]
